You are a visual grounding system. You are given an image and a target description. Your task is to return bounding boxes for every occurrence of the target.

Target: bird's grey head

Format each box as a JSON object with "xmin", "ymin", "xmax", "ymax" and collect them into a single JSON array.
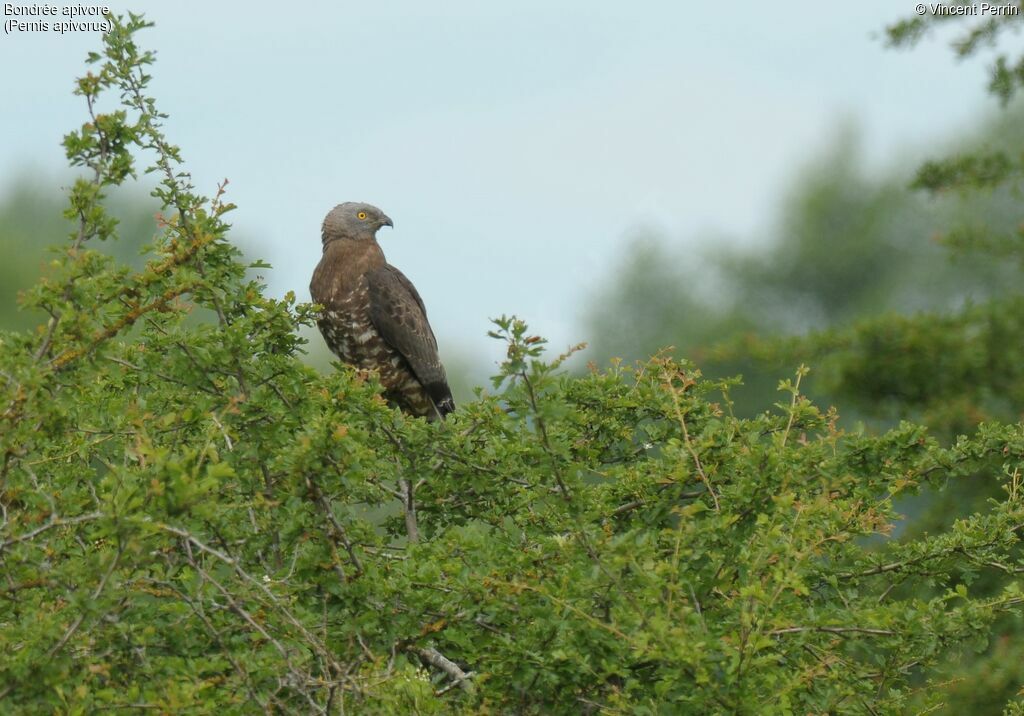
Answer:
[{"xmin": 321, "ymin": 202, "xmax": 393, "ymax": 245}]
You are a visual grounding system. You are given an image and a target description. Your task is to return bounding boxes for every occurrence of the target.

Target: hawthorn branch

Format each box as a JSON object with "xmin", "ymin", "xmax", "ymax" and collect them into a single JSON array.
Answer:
[
  {"xmin": 401, "ymin": 478, "xmax": 419, "ymax": 543},
  {"xmin": 178, "ymin": 542, "xmax": 326, "ymax": 715},
  {"xmin": 611, "ymin": 487, "xmax": 704, "ymax": 517},
  {"xmin": 838, "ymin": 523, "xmax": 1024, "ymax": 579},
  {"xmin": 305, "ymin": 473, "xmax": 364, "ymax": 579},
  {"xmin": 377, "ymin": 423, "xmax": 421, "ymax": 543},
  {"xmin": 33, "ymin": 90, "xmax": 106, "ymax": 362},
  {"xmin": 0, "ymin": 511, "xmax": 105, "ymax": 553},
  {"xmin": 769, "ymin": 626, "xmax": 896, "ymax": 637},
  {"xmin": 519, "ymin": 369, "xmax": 571, "ymax": 500},
  {"xmin": 664, "ymin": 373, "xmax": 720, "ymax": 511},
  {"xmin": 47, "ymin": 542, "xmax": 125, "ymax": 659},
  {"xmin": 161, "ymin": 522, "xmax": 355, "ymax": 710},
  {"xmin": 49, "ymin": 284, "xmax": 197, "ymax": 372},
  {"xmin": 414, "ymin": 647, "xmax": 475, "ymax": 694}
]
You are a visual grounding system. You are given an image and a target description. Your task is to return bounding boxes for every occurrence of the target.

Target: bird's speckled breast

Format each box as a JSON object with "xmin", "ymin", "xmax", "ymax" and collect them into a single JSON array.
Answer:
[
  {"xmin": 310, "ymin": 239, "xmax": 436, "ymax": 416},
  {"xmin": 311, "ymin": 240, "xmax": 387, "ymax": 366}
]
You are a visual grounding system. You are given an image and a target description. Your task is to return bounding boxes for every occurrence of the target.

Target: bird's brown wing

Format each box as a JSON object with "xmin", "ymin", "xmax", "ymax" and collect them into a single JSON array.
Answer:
[{"xmin": 366, "ymin": 264, "xmax": 455, "ymax": 415}]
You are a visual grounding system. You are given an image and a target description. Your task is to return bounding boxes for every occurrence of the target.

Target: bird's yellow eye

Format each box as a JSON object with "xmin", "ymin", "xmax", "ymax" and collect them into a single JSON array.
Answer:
[{"xmin": 357, "ymin": 211, "xmax": 367, "ymax": 220}]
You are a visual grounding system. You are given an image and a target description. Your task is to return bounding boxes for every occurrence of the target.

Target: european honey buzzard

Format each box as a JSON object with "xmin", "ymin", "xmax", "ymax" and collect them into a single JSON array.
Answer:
[{"xmin": 310, "ymin": 202, "xmax": 455, "ymax": 420}]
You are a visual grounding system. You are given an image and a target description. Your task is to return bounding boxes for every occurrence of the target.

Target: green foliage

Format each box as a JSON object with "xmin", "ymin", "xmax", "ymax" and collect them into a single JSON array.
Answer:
[
  {"xmin": 588, "ymin": 9, "xmax": 1024, "ymax": 713},
  {"xmin": 886, "ymin": 8, "xmax": 1024, "ymax": 105},
  {"xmin": 4, "ymin": 12, "xmax": 1024, "ymax": 715}
]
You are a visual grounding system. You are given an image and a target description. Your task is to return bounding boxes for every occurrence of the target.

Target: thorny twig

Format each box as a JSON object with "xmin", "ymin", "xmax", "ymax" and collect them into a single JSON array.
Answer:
[{"xmin": 415, "ymin": 647, "xmax": 475, "ymax": 694}]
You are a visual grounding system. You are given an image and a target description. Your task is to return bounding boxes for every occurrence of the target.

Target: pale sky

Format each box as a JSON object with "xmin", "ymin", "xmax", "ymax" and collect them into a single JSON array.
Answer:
[{"xmin": 0, "ymin": 1, "xmax": 998, "ymax": 371}]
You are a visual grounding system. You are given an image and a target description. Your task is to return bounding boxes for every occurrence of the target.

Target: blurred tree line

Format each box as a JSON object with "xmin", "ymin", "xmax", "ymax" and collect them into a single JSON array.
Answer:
[
  {"xmin": 585, "ymin": 116, "xmax": 1024, "ymax": 427},
  {"xmin": 0, "ymin": 177, "xmax": 157, "ymax": 332}
]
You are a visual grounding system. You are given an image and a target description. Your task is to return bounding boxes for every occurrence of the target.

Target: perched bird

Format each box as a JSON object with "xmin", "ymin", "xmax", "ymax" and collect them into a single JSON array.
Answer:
[{"xmin": 310, "ymin": 202, "xmax": 455, "ymax": 420}]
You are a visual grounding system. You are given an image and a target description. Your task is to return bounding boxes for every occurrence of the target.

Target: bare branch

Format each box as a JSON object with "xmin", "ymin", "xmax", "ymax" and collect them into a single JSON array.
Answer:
[
  {"xmin": 769, "ymin": 626, "xmax": 896, "ymax": 637},
  {"xmin": 414, "ymin": 647, "xmax": 475, "ymax": 694},
  {"xmin": 401, "ymin": 478, "xmax": 419, "ymax": 544}
]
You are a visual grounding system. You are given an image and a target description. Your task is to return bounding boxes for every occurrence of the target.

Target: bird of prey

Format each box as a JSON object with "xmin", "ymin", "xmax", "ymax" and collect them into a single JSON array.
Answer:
[{"xmin": 310, "ymin": 202, "xmax": 455, "ymax": 420}]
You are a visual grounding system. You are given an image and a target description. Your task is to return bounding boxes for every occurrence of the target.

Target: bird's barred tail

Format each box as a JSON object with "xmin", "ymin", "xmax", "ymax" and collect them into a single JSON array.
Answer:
[{"xmin": 427, "ymin": 382, "xmax": 456, "ymax": 421}]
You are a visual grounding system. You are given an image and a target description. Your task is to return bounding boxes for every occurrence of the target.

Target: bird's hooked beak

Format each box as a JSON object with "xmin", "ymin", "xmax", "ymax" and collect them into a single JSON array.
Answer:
[{"xmin": 380, "ymin": 214, "xmax": 393, "ymax": 229}]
